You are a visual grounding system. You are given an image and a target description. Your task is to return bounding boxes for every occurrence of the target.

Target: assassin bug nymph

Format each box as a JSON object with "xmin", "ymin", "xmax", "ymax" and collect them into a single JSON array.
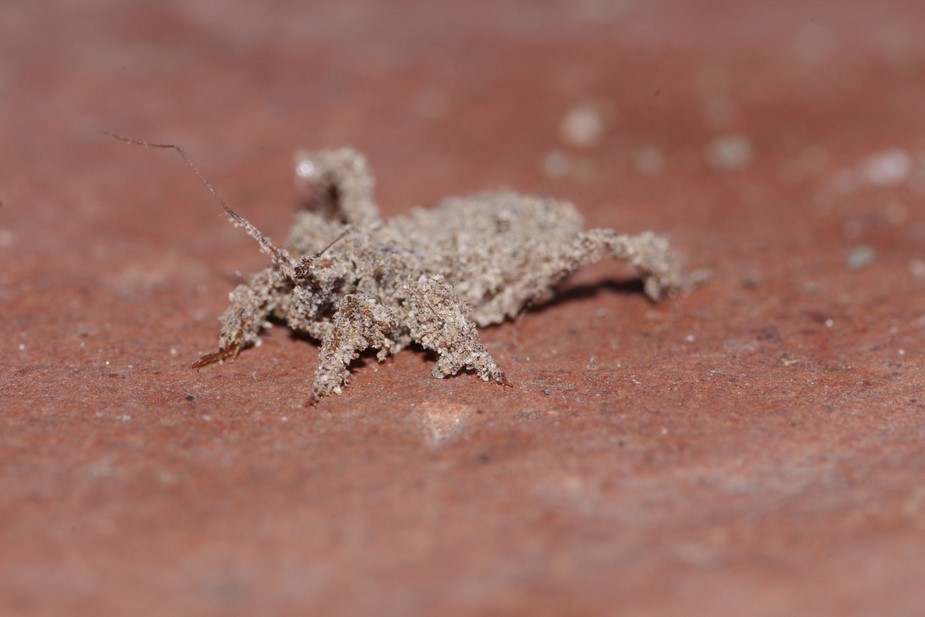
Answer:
[{"xmin": 106, "ymin": 133, "xmax": 683, "ymax": 404}]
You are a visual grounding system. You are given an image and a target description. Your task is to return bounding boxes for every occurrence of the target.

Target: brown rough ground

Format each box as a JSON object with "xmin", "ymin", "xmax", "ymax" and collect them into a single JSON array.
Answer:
[{"xmin": 2, "ymin": 1, "xmax": 924, "ymax": 615}]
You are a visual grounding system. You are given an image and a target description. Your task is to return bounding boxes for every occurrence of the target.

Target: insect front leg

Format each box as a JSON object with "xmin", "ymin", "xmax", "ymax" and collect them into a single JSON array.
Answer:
[{"xmin": 194, "ymin": 267, "xmax": 292, "ymax": 368}]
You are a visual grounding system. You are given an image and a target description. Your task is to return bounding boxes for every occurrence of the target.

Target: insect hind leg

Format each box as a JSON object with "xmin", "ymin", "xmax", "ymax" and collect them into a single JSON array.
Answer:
[
  {"xmin": 596, "ymin": 229, "xmax": 682, "ymax": 300},
  {"xmin": 294, "ymin": 148, "xmax": 380, "ymax": 227},
  {"xmin": 475, "ymin": 228, "xmax": 681, "ymax": 324}
]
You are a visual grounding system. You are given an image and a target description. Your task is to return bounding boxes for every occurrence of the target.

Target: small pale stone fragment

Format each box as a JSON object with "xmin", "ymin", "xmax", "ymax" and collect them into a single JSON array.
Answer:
[{"xmin": 706, "ymin": 134, "xmax": 754, "ymax": 170}]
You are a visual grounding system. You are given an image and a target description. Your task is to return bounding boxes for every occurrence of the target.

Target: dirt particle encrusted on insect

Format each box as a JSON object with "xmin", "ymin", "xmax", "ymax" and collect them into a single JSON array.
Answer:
[{"xmin": 107, "ymin": 134, "xmax": 684, "ymax": 403}]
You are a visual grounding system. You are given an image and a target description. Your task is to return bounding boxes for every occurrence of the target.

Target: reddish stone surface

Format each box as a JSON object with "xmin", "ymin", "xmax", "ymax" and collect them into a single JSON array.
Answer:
[{"xmin": 3, "ymin": 1, "xmax": 925, "ymax": 615}]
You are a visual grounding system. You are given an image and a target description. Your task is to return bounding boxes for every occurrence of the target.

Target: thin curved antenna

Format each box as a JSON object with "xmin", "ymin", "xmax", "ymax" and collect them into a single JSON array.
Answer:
[{"xmin": 103, "ymin": 131, "xmax": 294, "ymax": 273}]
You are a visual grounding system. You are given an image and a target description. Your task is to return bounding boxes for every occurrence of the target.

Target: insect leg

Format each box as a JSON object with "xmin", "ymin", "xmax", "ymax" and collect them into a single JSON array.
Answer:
[
  {"xmin": 309, "ymin": 294, "xmax": 400, "ymax": 403},
  {"xmin": 595, "ymin": 230, "xmax": 682, "ymax": 300},
  {"xmin": 294, "ymin": 148, "xmax": 380, "ymax": 227},
  {"xmin": 403, "ymin": 275, "xmax": 509, "ymax": 386},
  {"xmin": 193, "ymin": 267, "xmax": 292, "ymax": 368}
]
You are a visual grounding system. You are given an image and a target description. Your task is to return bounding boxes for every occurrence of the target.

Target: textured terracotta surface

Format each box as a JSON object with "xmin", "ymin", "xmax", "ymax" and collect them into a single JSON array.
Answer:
[{"xmin": 3, "ymin": 1, "xmax": 925, "ymax": 615}]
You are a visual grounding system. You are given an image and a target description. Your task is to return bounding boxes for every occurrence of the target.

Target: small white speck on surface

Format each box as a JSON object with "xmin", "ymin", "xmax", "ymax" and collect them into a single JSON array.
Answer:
[
  {"xmin": 119, "ymin": 414, "xmax": 132, "ymax": 422},
  {"xmin": 846, "ymin": 245, "xmax": 876, "ymax": 270},
  {"xmin": 170, "ymin": 348, "xmax": 178, "ymax": 356},
  {"xmin": 295, "ymin": 159, "xmax": 316, "ymax": 180},
  {"xmin": 634, "ymin": 146, "xmax": 665, "ymax": 176},
  {"xmin": 559, "ymin": 103, "xmax": 609, "ymax": 147},
  {"xmin": 685, "ymin": 334, "xmax": 696, "ymax": 343},
  {"xmin": 909, "ymin": 259, "xmax": 925, "ymax": 278},
  {"xmin": 541, "ymin": 149, "xmax": 572, "ymax": 179},
  {"xmin": 860, "ymin": 148, "xmax": 912, "ymax": 187},
  {"xmin": 898, "ymin": 349, "xmax": 906, "ymax": 356},
  {"xmin": 18, "ymin": 343, "xmax": 25, "ymax": 351},
  {"xmin": 825, "ymin": 319, "xmax": 834, "ymax": 328},
  {"xmin": 706, "ymin": 134, "xmax": 754, "ymax": 170},
  {"xmin": 832, "ymin": 149, "xmax": 915, "ymax": 195}
]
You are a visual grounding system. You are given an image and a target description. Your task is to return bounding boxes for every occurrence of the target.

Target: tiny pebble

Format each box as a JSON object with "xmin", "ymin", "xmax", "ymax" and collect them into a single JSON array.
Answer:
[
  {"xmin": 706, "ymin": 134, "xmax": 754, "ymax": 170},
  {"xmin": 846, "ymin": 245, "xmax": 876, "ymax": 270},
  {"xmin": 560, "ymin": 104, "xmax": 607, "ymax": 147}
]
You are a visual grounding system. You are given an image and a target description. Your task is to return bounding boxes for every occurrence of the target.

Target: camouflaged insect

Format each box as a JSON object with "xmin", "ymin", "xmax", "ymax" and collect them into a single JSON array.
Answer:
[{"xmin": 189, "ymin": 148, "xmax": 683, "ymax": 403}]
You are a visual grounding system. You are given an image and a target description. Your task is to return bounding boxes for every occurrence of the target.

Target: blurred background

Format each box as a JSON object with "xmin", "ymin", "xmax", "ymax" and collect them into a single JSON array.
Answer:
[{"xmin": 3, "ymin": 1, "xmax": 925, "ymax": 615}]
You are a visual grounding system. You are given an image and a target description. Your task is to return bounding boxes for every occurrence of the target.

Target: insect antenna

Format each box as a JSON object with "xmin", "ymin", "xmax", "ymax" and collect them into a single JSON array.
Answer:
[{"xmin": 103, "ymin": 131, "xmax": 295, "ymax": 275}]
